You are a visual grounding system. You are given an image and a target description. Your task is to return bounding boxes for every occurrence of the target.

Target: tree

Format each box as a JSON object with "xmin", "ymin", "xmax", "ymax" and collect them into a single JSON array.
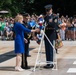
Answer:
[
  {"xmin": 0, "ymin": 0, "xmax": 35, "ymax": 16},
  {"xmin": 0, "ymin": 0, "xmax": 76, "ymax": 17}
]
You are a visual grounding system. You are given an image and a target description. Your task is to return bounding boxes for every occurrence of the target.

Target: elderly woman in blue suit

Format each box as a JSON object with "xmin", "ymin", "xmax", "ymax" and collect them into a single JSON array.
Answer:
[{"xmin": 14, "ymin": 14, "xmax": 37, "ymax": 71}]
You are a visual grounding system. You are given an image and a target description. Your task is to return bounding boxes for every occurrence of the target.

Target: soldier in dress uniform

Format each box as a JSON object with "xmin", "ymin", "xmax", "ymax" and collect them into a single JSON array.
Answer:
[
  {"xmin": 44, "ymin": 4, "xmax": 59, "ymax": 68},
  {"xmin": 21, "ymin": 13, "xmax": 31, "ymax": 69}
]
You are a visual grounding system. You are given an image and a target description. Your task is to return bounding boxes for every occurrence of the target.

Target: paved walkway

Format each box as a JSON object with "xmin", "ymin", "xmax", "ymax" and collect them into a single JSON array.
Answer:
[{"xmin": 0, "ymin": 41, "xmax": 76, "ymax": 75}]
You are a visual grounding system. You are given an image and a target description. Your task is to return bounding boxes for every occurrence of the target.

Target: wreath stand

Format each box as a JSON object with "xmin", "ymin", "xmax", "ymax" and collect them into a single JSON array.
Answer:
[{"xmin": 33, "ymin": 29, "xmax": 58, "ymax": 72}]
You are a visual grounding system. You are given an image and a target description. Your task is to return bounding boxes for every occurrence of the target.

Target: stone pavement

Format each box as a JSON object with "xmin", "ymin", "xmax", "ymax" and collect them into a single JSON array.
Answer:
[{"xmin": 0, "ymin": 41, "xmax": 76, "ymax": 75}]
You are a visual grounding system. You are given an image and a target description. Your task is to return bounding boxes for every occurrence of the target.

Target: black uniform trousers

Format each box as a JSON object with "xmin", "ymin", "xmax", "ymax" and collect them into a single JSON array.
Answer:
[
  {"xmin": 44, "ymin": 37, "xmax": 55, "ymax": 62},
  {"xmin": 21, "ymin": 42, "xmax": 29, "ymax": 68}
]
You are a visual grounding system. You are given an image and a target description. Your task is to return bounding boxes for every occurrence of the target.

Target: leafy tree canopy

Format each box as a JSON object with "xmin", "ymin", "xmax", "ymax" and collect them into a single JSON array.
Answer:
[{"xmin": 0, "ymin": 0, "xmax": 76, "ymax": 17}]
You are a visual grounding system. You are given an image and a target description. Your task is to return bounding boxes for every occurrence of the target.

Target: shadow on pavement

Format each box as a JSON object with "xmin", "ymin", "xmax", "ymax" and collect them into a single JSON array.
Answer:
[{"xmin": 0, "ymin": 48, "xmax": 34, "ymax": 63}]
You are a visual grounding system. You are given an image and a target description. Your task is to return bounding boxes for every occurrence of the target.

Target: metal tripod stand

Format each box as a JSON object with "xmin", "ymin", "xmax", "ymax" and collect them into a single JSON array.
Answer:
[{"xmin": 33, "ymin": 28, "xmax": 58, "ymax": 71}]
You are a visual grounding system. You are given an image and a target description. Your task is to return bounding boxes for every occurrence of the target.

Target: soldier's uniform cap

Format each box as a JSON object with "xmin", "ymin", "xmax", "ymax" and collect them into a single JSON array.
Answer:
[{"xmin": 44, "ymin": 4, "xmax": 53, "ymax": 9}]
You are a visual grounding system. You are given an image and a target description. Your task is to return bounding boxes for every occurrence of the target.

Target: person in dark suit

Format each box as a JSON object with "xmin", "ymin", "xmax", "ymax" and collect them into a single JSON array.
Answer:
[
  {"xmin": 20, "ymin": 13, "xmax": 32, "ymax": 69},
  {"xmin": 44, "ymin": 4, "xmax": 59, "ymax": 68}
]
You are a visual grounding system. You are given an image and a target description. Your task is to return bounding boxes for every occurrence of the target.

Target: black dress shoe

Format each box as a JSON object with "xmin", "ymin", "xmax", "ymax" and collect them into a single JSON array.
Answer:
[
  {"xmin": 56, "ymin": 49, "xmax": 59, "ymax": 54},
  {"xmin": 44, "ymin": 64, "xmax": 54, "ymax": 69},
  {"xmin": 22, "ymin": 66, "xmax": 31, "ymax": 69}
]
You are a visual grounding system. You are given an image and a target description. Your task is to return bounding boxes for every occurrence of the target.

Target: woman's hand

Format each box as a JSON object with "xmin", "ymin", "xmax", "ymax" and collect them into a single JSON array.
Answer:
[
  {"xmin": 24, "ymin": 38, "xmax": 28, "ymax": 43},
  {"xmin": 31, "ymin": 28, "xmax": 40, "ymax": 33},
  {"xmin": 35, "ymin": 28, "xmax": 40, "ymax": 33},
  {"xmin": 31, "ymin": 30, "xmax": 36, "ymax": 32}
]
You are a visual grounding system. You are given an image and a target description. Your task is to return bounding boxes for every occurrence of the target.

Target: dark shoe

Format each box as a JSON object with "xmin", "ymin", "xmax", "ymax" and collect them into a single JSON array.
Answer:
[
  {"xmin": 56, "ymin": 49, "xmax": 59, "ymax": 54},
  {"xmin": 22, "ymin": 66, "xmax": 31, "ymax": 69},
  {"xmin": 44, "ymin": 64, "xmax": 54, "ymax": 69},
  {"xmin": 27, "ymin": 55, "xmax": 31, "ymax": 57},
  {"xmin": 56, "ymin": 50, "xmax": 59, "ymax": 54}
]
